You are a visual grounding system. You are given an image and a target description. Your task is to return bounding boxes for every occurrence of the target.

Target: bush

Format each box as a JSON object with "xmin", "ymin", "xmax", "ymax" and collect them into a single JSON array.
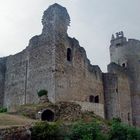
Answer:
[
  {"xmin": 31, "ymin": 119, "xmax": 140, "ymax": 140},
  {"xmin": 37, "ymin": 90, "xmax": 48, "ymax": 97},
  {"xmin": 109, "ymin": 119, "xmax": 140, "ymax": 140},
  {"xmin": 68, "ymin": 121, "xmax": 108, "ymax": 140},
  {"xmin": 31, "ymin": 121, "xmax": 60, "ymax": 140},
  {"xmin": 0, "ymin": 107, "xmax": 7, "ymax": 113}
]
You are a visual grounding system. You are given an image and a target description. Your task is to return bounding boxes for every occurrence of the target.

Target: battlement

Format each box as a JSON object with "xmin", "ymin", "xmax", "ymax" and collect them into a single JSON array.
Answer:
[{"xmin": 110, "ymin": 31, "xmax": 127, "ymax": 47}]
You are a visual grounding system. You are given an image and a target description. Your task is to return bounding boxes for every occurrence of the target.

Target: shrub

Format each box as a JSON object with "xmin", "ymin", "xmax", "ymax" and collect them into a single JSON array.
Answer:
[
  {"xmin": 0, "ymin": 107, "xmax": 7, "ymax": 113},
  {"xmin": 109, "ymin": 120, "xmax": 127, "ymax": 140},
  {"xmin": 68, "ymin": 121, "xmax": 108, "ymax": 140},
  {"xmin": 126, "ymin": 126, "xmax": 140, "ymax": 140},
  {"xmin": 31, "ymin": 121, "xmax": 60, "ymax": 140},
  {"xmin": 37, "ymin": 90, "xmax": 48, "ymax": 97},
  {"xmin": 109, "ymin": 119, "xmax": 140, "ymax": 140}
]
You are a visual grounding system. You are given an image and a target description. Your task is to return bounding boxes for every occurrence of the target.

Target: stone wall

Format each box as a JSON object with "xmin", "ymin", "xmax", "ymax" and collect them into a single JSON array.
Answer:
[
  {"xmin": 104, "ymin": 63, "xmax": 132, "ymax": 125},
  {"xmin": 0, "ymin": 58, "xmax": 6, "ymax": 106},
  {"xmin": 110, "ymin": 34, "xmax": 140, "ymax": 126},
  {"xmin": 55, "ymin": 37, "xmax": 104, "ymax": 104},
  {"xmin": 3, "ymin": 37, "xmax": 57, "ymax": 111},
  {"xmin": 75, "ymin": 101, "xmax": 105, "ymax": 118},
  {"xmin": 26, "ymin": 41, "xmax": 56, "ymax": 104},
  {"xmin": 4, "ymin": 51, "xmax": 27, "ymax": 111},
  {"xmin": 103, "ymin": 73, "xmax": 120, "ymax": 120}
]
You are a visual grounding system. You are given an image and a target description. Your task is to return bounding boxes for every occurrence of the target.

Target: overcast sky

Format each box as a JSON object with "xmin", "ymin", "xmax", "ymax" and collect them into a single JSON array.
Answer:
[{"xmin": 0, "ymin": 0, "xmax": 140, "ymax": 71}]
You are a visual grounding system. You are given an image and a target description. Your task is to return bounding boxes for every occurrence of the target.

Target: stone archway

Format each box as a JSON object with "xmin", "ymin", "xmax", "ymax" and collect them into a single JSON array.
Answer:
[{"xmin": 41, "ymin": 109, "xmax": 55, "ymax": 122}]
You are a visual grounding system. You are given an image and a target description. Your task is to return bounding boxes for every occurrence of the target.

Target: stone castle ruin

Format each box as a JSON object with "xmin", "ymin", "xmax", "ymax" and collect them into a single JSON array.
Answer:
[{"xmin": 0, "ymin": 3, "xmax": 140, "ymax": 126}]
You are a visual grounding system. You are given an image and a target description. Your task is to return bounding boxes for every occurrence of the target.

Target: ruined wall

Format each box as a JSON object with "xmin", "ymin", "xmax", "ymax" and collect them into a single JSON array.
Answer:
[
  {"xmin": 42, "ymin": 4, "xmax": 105, "ymax": 107},
  {"xmin": 1, "ymin": 4, "xmax": 105, "ymax": 116},
  {"xmin": 4, "ymin": 51, "xmax": 27, "ymax": 110},
  {"xmin": 3, "ymin": 4, "xmax": 68, "ymax": 110},
  {"xmin": 54, "ymin": 37, "xmax": 104, "ymax": 105},
  {"xmin": 3, "ymin": 36, "xmax": 56, "ymax": 111},
  {"xmin": 104, "ymin": 63, "xmax": 132, "ymax": 125}
]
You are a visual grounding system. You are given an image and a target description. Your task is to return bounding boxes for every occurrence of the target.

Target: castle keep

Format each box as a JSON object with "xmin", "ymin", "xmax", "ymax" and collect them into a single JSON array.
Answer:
[{"xmin": 0, "ymin": 3, "xmax": 140, "ymax": 126}]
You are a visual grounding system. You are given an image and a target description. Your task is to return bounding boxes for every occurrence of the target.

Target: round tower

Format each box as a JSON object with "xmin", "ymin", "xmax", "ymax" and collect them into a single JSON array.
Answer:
[{"xmin": 110, "ymin": 31, "xmax": 140, "ymax": 126}]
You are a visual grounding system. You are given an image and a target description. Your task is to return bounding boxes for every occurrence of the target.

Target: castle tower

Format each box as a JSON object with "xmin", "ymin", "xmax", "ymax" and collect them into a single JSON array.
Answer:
[
  {"xmin": 110, "ymin": 31, "xmax": 140, "ymax": 126},
  {"xmin": 1, "ymin": 3, "xmax": 105, "ymax": 116}
]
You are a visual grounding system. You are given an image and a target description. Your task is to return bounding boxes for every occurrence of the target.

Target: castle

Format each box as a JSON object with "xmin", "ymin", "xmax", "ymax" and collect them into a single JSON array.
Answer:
[{"xmin": 0, "ymin": 3, "xmax": 140, "ymax": 126}]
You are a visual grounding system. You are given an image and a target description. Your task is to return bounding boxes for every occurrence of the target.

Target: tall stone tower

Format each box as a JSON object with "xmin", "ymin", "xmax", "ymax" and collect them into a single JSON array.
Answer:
[{"xmin": 110, "ymin": 31, "xmax": 140, "ymax": 126}]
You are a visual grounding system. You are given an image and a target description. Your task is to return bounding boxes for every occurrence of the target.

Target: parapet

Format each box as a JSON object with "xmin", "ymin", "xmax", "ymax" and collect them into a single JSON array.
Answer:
[{"xmin": 110, "ymin": 31, "xmax": 127, "ymax": 47}]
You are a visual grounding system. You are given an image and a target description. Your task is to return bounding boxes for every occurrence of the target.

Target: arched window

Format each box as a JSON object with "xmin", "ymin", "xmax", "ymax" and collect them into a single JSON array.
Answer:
[
  {"xmin": 67, "ymin": 48, "xmax": 72, "ymax": 61},
  {"xmin": 89, "ymin": 95, "xmax": 94, "ymax": 103},
  {"xmin": 95, "ymin": 96, "xmax": 99, "ymax": 103}
]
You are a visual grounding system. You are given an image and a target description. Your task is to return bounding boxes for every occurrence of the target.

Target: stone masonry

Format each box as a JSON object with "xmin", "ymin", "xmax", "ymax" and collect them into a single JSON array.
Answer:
[{"xmin": 0, "ymin": 3, "xmax": 139, "ymax": 126}]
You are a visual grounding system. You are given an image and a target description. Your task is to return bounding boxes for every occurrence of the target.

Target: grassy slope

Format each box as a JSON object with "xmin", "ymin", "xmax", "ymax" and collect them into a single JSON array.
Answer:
[{"xmin": 0, "ymin": 113, "xmax": 36, "ymax": 128}]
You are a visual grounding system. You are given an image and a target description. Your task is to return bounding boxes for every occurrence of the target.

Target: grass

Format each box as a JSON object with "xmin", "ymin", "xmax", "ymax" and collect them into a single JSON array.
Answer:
[{"xmin": 0, "ymin": 113, "xmax": 36, "ymax": 128}]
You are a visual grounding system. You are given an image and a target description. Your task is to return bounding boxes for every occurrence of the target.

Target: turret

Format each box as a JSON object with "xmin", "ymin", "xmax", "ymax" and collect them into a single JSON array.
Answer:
[
  {"xmin": 109, "ymin": 31, "xmax": 140, "ymax": 126},
  {"xmin": 110, "ymin": 31, "xmax": 127, "ymax": 46}
]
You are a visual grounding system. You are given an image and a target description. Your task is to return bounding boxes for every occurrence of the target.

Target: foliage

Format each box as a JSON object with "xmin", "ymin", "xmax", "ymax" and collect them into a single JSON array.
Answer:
[
  {"xmin": 0, "ymin": 107, "xmax": 7, "ymax": 113},
  {"xmin": 31, "ymin": 121, "xmax": 60, "ymax": 140},
  {"xmin": 67, "ymin": 121, "xmax": 108, "ymax": 140},
  {"xmin": 108, "ymin": 119, "xmax": 140, "ymax": 140},
  {"xmin": 37, "ymin": 90, "xmax": 48, "ymax": 97},
  {"xmin": 31, "ymin": 118, "xmax": 140, "ymax": 140}
]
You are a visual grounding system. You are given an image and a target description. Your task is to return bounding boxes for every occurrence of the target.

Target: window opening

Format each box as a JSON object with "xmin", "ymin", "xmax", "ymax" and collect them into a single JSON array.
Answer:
[
  {"xmin": 89, "ymin": 95, "xmax": 94, "ymax": 103},
  {"xmin": 95, "ymin": 96, "xmax": 99, "ymax": 103},
  {"xmin": 67, "ymin": 48, "xmax": 72, "ymax": 61},
  {"xmin": 128, "ymin": 113, "xmax": 130, "ymax": 121}
]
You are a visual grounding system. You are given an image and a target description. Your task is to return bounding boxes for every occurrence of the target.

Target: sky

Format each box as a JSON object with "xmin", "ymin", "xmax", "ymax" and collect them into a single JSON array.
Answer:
[{"xmin": 0, "ymin": 0, "xmax": 140, "ymax": 72}]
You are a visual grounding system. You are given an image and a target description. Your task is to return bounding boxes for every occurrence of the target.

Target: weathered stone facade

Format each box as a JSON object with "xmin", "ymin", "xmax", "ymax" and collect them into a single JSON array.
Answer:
[
  {"xmin": 0, "ymin": 3, "xmax": 139, "ymax": 126},
  {"xmin": 109, "ymin": 32, "xmax": 140, "ymax": 126}
]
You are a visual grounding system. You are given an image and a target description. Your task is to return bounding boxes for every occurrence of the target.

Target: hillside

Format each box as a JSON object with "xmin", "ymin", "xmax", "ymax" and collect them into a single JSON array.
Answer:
[{"xmin": 0, "ymin": 113, "xmax": 35, "ymax": 128}]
